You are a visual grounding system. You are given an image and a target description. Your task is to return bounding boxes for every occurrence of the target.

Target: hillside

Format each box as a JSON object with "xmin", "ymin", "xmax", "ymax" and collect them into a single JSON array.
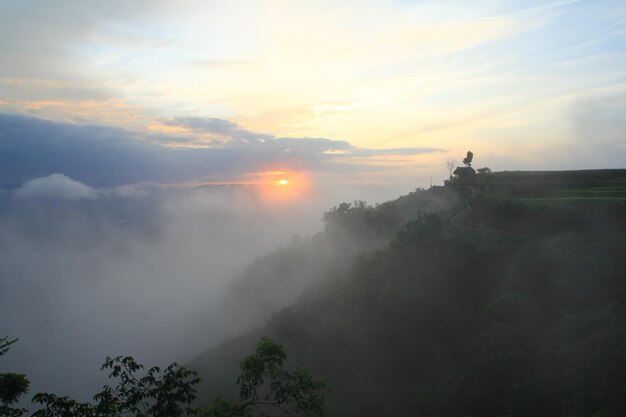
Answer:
[
  {"xmin": 212, "ymin": 186, "xmax": 459, "ymax": 334},
  {"xmin": 191, "ymin": 170, "xmax": 626, "ymax": 417}
]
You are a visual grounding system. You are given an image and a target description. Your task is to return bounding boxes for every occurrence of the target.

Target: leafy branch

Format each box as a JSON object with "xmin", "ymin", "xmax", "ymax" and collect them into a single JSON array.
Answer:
[
  {"xmin": 2, "ymin": 336, "xmax": 325, "ymax": 417},
  {"xmin": 202, "ymin": 337, "xmax": 326, "ymax": 417}
]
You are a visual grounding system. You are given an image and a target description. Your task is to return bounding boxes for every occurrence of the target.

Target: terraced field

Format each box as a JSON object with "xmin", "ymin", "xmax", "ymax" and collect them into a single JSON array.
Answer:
[
  {"xmin": 470, "ymin": 169, "xmax": 626, "ymax": 203},
  {"xmin": 526, "ymin": 177, "xmax": 626, "ymax": 202}
]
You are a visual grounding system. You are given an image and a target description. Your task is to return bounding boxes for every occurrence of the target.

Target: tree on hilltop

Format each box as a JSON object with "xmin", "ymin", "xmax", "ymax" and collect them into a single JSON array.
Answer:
[
  {"xmin": 452, "ymin": 151, "xmax": 476, "ymax": 181},
  {"xmin": 462, "ymin": 151, "xmax": 473, "ymax": 167}
]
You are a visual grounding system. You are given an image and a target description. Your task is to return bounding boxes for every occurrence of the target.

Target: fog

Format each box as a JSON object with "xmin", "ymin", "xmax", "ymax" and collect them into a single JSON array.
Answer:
[
  {"xmin": 0, "ymin": 107, "xmax": 433, "ymax": 405},
  {"xmin": 0, "ymin": 172, "xmax": 415, "ymax": 402}
]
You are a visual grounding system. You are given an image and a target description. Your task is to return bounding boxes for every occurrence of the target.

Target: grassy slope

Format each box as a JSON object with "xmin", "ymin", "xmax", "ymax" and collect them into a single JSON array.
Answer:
[
  {"xmin": 191, "ymin": 170, "xmax": 626, "ymax": 417},
  {"xmin": 469, "ymin": 169, "xmax": 626, "ymax": 201}
]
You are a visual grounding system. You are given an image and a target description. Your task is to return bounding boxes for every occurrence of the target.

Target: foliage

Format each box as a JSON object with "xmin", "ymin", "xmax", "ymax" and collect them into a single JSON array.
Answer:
[
  {"xmin": 0, "ymin": 337, "xmax": 29, "ymax": 417},
  {"xmin": 224, "ymin": 188, "xmax": 457, "ymax": 330},
  {"xmin": 25, "ymin": 338, "xmax": 324, "ymax": 417},
  {"xmin": 393, "ymin": 211, "xmax": 444, "ymax": 246},
  {"xmin": 194, "ymin": 173, "xmax": 626, "ymax": 417},
  {"xmin": 32, "ymin": 355, "xmax": 201, "ymax": 417},
  {"xmin": 202, "ymin": 337, "xmax": 326, "ymax": 417},
  {"xmin": 466, "ymin": 169, "xmax": 626, "ymax": 200},
  {"xmin": 15, "ymin": 169, "xmax": 626, "ymax": 417},
  {"xmin": 462, "ymin": 151, "xmax": 473, "ymax": 167}
]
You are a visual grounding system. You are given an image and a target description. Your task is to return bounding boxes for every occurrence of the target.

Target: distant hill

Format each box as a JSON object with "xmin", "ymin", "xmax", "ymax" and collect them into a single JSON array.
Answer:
[{"xmin": 191, "ymin": 170, "xmax": 626, "ymax": 417}]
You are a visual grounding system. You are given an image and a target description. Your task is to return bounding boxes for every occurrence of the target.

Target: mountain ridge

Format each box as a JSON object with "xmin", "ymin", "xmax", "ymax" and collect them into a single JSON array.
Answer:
[{"xmin": 191, "ymin": 169, "xmax": 626, "ymax": 417}]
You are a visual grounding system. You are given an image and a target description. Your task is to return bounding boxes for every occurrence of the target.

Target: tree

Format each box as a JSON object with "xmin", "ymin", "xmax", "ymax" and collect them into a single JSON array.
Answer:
[
  {"xmin": 202, "ymin": 337, "xmax": 326, "ymax": 417},
  {"xmin": 393, "ymin": 211, "xmax": 444, "ymax": 247},
  {"xmin": 462, "ymin": 151, "xmax": 473, "ymax": 167},
  {"xmin": 0, "ymin": 337, "xmax": 30, "ymax": 417},
  {"xmin": 446, "ymin": 160, "xmax": 456, "ymax": 180},
  {"xmin": 32, "ymin": 356, "xmax": 201, "ymax": 417},
  {"xmin": 26, "ymin": 337, "xmax": 325, "ymax": 417},
  {"xmin": 477, "ymin": 167, "xmax": 491, "ymax": 174},
  {"xmin": 322, "ymin": 202, "xmax": 352, "ymax": 231}
]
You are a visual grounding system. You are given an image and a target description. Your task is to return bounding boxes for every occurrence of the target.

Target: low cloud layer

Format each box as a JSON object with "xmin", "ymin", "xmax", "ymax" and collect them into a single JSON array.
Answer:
[{"xmin": 0, "ymin": 174, "xmax": 340, "ymax": 401}]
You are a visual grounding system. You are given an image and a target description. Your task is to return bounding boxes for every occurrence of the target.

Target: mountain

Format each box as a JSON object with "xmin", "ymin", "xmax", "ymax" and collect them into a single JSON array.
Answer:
[{"xmin": 190, "ymin": 170, "xmax": 626, "ymax": 417}]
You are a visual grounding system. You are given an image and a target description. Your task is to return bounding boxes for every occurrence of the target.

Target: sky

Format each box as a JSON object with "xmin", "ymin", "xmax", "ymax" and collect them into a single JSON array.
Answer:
[{"xmin": 0, "ymin": 0, "xmax": 624, "ymax": 192}]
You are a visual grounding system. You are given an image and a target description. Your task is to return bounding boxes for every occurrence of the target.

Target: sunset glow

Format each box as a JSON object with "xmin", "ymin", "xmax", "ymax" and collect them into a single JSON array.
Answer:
[
  {"xmin": 252, "ymin": 171, "xmax": 311, "ymax": 204},
  {"xmin": 0, "ymin": 1, "xmax": 623, "ymax": 189}
]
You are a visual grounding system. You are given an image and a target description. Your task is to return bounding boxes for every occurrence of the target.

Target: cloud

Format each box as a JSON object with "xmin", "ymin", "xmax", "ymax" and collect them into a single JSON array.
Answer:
[
  {"xmin": 0, "ymin": 179, "xmax": 334, "ymax": 401},
  {"xmin": 0, "ymin": 113, "xmax": 444, "ymax": 188},
  {"xmin": 16, "ymin": 174, "xmax": 99, "ymax": 200},
  {"xmin": 0, "ymin": 0, "xmax": 172, "ymax": 78},
  {"xmin": 162, "ymin": 116, "xmax": 442, "ymax": 156},
  {"xmin": 162, "ymin": 117, "xmax": 273, "ymax": 145},
  {"xmin": 0, "ymin": 113, "xmax": 162, "ymax": 187}
]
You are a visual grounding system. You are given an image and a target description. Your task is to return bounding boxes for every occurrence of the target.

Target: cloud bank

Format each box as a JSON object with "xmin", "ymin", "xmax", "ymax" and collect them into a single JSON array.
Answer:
[
  {"xmin": 0, "ymin": 113, "xmax": 443, "ymax": 189},
  {"xmin": 0, "ymin": 175, "xmax": 336, "ymax": 402}
]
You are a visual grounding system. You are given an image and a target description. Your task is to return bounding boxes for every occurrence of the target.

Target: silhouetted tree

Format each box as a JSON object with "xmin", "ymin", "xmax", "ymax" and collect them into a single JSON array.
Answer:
[
  {"xmin": 0, "ymin": 337, "xmax": 29, "ymax": 417},
  {"xmin": 462, "ymin": 151, "xmax": 473, "ymax": 167},
  {"xmin": 202, "ymin": 337, "xmax": 326, "ymax": 417},
  {"xmin": 32, "ymin": 356, "xmax": 200, "ymax": 417},
  {"xmin": 27, "ymin": 337, "xmax": 325, "ymax": 417}
]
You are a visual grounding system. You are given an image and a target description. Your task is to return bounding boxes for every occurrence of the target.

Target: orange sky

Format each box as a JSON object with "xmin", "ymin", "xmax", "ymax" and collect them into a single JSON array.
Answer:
[{"xmin": 0, "ymin": 0, "xmax": 624, "ymax": 187}]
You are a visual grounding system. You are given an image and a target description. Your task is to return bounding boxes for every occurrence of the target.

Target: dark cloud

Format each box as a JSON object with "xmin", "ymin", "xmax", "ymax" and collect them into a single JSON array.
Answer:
[
  {"xmin": 0, "ymin": 113, "xmax": 444, "ymax": 188},
  {"xmin": 0, "ymin": 113, "xmax": 161, "ymax": 187}
]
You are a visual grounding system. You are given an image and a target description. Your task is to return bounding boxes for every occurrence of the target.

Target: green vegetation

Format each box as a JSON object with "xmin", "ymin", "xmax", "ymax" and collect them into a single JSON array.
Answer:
[
  {"xmin": 193, "ymin": 169, "xmax": 626, "ymax": 417},
  {"xmin": 220, "ymin": 187, "xmax": 458, "ymax": 328},
  {"xmin": 1, "ymin": 338, "xmax": 325, "ymax": 417},
  {"xmin": 1, "ymin": 338, "xmax": 29, "ymax": 417},
  {"xmin": 5, "ymin": 168, "xmax": 626, "ymax": 417},
  {"xmin": 466, "ymin": 169, "xmax": 626, "ymax": 202},
  {"xmin": 202, "ymin": 337, "xmax": 325, "ymax": 417}
]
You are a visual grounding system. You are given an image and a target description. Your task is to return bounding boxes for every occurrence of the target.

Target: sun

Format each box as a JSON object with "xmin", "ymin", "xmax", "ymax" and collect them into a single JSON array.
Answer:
[{"xmin": 254, "ymin": 172, "xmax": 311, "ymax": 203}]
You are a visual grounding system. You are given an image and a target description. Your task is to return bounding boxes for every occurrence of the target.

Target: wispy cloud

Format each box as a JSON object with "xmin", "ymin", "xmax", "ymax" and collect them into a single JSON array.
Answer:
[{"xmin": 0, "ymin": 0, "xmax": 623, "ymax": 172}]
